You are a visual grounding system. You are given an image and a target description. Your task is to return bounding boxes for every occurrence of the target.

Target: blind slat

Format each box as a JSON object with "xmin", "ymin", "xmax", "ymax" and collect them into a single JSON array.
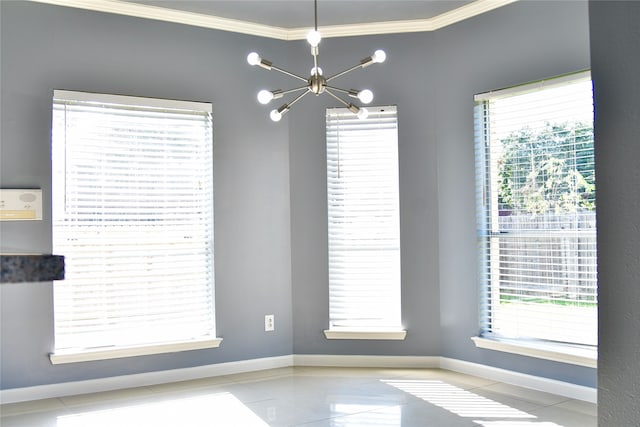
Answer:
[
  {"xmin": 326, "ymin": 106, "xmax": 402, "ymax": 329},
  {"xmin": 475, "ymin": 73, "xmax": 597, "ymax": 346},
  {"xmin": 52, "ymin": 90, "xmax": 215, "ymax": 352}
]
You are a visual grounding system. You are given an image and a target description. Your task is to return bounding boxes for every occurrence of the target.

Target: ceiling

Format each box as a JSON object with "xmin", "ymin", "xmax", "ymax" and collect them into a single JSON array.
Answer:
[{"xmin": 32, "ymin": 0, "xmax": 518, "ymax": 39}]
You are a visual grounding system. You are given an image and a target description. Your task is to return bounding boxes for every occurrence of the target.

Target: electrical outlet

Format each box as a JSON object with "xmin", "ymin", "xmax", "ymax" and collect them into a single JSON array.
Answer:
[{"xmin": 264, "ymin": 314, "xmax": 275, "ymax": 332}]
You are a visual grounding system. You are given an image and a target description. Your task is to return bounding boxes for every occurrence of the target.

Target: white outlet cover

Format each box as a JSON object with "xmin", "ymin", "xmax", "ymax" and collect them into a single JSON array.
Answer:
[{"xmin": 265, "ymin": 315, "xmax": 274, "ymax": 331}]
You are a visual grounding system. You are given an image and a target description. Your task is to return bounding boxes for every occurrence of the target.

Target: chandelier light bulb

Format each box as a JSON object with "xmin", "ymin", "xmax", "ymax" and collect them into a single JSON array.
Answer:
[
  {"xmin": 372, "ymin": 50, "xmax": 386, "ymax": 64},
  {"xmin": 257, "ymin": 90, "xmax": 274, "ymax": 104},
  {"xmin": 307, "ymin": 30, "xmax": 322, "ymax": 47},
  {"xmin": 358, "ymin": 89, "xmax": 374, "ymax": 104},
  {"xmin": 270, "ymin": 109, "xmax": 283, "ymax": 122},
  {"xmin": 357, "ymin": 107, "xmax": 369, "ymax": 120},
  {"xmin": 247, "ymin": 52, "xmax": 261, "ymax": 66}
]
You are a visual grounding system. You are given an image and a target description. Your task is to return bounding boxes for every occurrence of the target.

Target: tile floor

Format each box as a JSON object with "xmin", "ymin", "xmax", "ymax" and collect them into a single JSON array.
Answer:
[{"xmin": 0, "ymin": 367, "xmax": 596, "ymax": 426}]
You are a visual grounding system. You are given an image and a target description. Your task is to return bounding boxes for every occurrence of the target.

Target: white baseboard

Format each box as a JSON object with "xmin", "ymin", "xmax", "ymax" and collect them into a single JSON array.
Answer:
[
  {"xmin": 293, "ymin": 354, "xmax": 439, "ymax": 368},
  {"xmin": 0, "ymin": 355, "xmax": 293, "ymax": 404},
  {"xmin": 0, "ymin": 354, "xmax": 596, "ymax": 404},
  {"xmin": 439, "ymin": 357, "xmax": 597, "ymax": 403},
  {"xmin": 295, "ymin": 355, "xmax": 596, "ymax": 403}
]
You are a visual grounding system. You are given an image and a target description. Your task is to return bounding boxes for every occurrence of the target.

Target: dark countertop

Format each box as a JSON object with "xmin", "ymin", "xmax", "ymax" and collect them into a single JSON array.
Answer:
[{"xmin": 0, "ymin": 254, "xmax": 65, "ymax": 283}]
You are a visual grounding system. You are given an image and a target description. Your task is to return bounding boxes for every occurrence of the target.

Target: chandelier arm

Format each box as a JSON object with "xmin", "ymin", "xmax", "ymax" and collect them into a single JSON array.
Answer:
[
  {"xmin": 324, "ymin": 89, "xmax": 352, "ymax": 108},
  {"xmin": 326, "ymin": 63, "xmax": 364, "ymax": 82},
  {"xmin": 326, "ymin": 86, "xmax": 373, "ymax": 104},
  {"xmin": 325, "ymin": 86, "xmax": 355, "ymax": 95},
  {"xmin": 287, "ymin": 89, "xmax": 312, "ymax": 109},
  {"xmin": 280, "ymin": 86, "xmax": 311, "ymax": 96},
  {"xmin": 269, "ymin": 65, "xmax": 309, "ymax": 83}
]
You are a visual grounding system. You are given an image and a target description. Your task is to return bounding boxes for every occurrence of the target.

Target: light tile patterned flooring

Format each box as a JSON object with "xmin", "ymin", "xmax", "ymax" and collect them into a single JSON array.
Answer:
[{"xmin": 0, "ymin": 367, "xmax": 596, "ymax": 426}]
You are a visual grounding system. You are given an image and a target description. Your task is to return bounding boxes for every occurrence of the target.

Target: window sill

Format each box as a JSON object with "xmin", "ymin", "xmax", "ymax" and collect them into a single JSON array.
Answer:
[
  {"xmin": 49, "ymin": 338, "xmax": 223, "ymax": 364},
  {"xmin": 324, "ymin": 329, "xmax": 407, "ymax": 340},
  {"xmin": 471, "ymin": 336, "xmax": 596, "ymax": 368}
]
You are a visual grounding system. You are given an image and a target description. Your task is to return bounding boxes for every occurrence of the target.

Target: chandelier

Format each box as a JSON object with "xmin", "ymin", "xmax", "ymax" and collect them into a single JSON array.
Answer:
[{"xmin": 247, "ymin": 0, "xmax": 386, "ymax": 122}]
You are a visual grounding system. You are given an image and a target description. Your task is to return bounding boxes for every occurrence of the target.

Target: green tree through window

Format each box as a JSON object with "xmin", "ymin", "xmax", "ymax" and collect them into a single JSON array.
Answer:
[{"xmin": 498, "ymin": 122, "xmax": 595, "ymax": 215}]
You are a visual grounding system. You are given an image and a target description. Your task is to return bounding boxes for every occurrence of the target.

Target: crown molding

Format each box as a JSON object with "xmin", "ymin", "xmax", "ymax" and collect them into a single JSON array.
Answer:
[
  {"xmin": 286, "ymin": 0, "xmax": 519, "ymax": 39},
  {"xmin": 30, "ymin": 0, "xmax": 519, "ymax": 40},
  {"xmin": 30, "ymin": 0, "xmax": 290, "ymax": 39}
]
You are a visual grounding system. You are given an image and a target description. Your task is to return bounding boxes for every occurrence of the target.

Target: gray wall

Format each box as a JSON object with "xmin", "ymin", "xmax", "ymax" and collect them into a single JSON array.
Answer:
[
  {"xmin": 433, "ymin": 1, "xmax": 595, "ymax": 386},
  {"xmin": 1, "ymin": 0, "xmax": 600, "ymax": 391},
  {"xmin": 289, "ymin": 30, "xmax": 442, "ymax": 357},
  {"xmin": 589, "ymin": 1, "xmax": 640, "ymax": 424},
  {"xmin": 290, "ymin": 1, "xmax": 596, "ymax": 387},
  {"xmin": 1, "ymin": 2, "xmax": 293, "ymax": 389}
]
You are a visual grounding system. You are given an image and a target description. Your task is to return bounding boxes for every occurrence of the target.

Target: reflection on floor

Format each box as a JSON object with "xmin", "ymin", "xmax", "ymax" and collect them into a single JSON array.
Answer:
[{"xmin": 0, "ymin": 367, "xmax": 596, "ymax": 427}]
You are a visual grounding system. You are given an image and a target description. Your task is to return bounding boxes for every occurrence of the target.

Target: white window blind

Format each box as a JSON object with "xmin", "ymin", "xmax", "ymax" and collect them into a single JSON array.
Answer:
[
  {"xmin": 51, "ymin": 90, "xmax": 215, "ymax": 354},
  {"xmin": 475, "ymin": 71, "xmax": 597, "ymax": 347},
  {"xmin": 326, "ymin": 106, "xmax": 402, "ymax": 331}
]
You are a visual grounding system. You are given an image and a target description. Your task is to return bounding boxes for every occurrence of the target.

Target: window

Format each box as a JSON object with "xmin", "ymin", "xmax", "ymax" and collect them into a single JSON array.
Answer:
[
  {"xmin": 325, "ymin": 106, "xmax": 405, "ymax": 339},
  {"xmin": 51, "ymin": 90, "xmax": 219, "ymax": 363},
  {"xmin": 474, "ymin": 72, "xmax": 596, "ymax": 359}
]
